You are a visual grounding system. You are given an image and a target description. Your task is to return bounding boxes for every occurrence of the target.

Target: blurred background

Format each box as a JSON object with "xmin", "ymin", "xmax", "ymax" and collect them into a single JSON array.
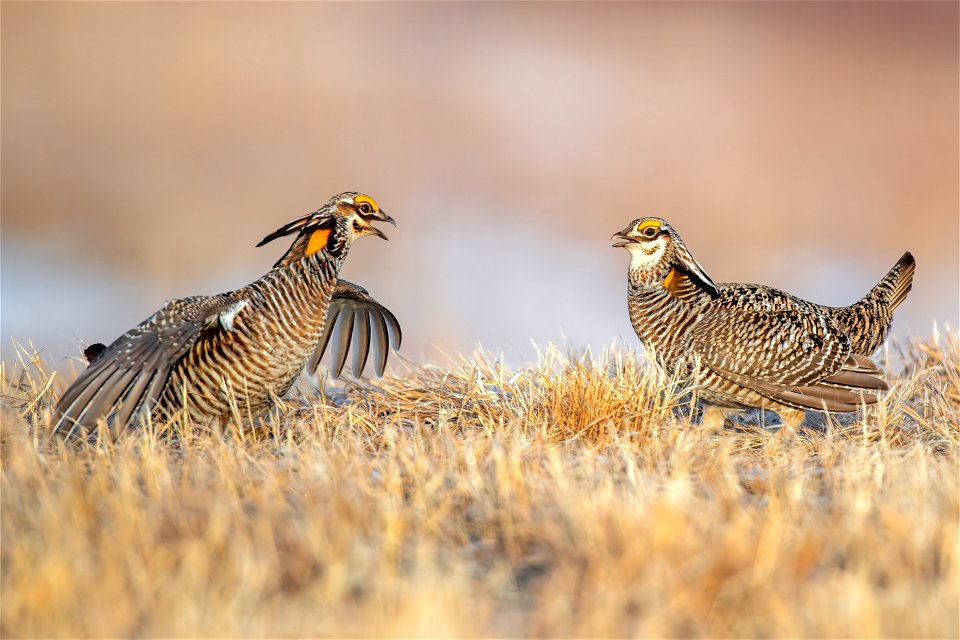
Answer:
[{"xmin": 2, "ymin": 2, "xmax": 957, "ymax": 373}]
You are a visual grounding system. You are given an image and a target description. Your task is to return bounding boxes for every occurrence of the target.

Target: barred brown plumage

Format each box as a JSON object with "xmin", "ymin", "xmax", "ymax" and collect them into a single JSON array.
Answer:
[
  {"xmin": 81, "ymin": 280, "xmax": 401, "ymax": 378},
  {"xmin": 613, "ymin": 217, "xmax": 915, "ymax": 428},
  {"xmin": 54, "ymin": 192, "xmax": 400, "ymax": 438}
]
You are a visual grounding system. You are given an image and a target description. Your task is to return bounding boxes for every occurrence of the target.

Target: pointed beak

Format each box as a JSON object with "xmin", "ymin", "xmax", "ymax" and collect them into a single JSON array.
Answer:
[
  {"xmin": 369, "ymin": 211, "xmax": 395, "ymax": 240},
  {"xmin": 611, "ymin": 230, "xmax": 635, "ymax": 248},
  {"xmin": 378, "ymin": 212, "xmax": 397, "ymax": 227}
]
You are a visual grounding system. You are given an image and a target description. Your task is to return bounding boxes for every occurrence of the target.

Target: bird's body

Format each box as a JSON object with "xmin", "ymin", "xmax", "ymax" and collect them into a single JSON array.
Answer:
[
  {"xmin": 55, "ymin": 192, "xmax": 399, "ymax": 437},
  {"xmin": 154, "ymin": 257, "xmax": 337, "ymax": 424},
  {"xmin": 614, "ymin": 217, "xmax": 915, "ymax": 427}
]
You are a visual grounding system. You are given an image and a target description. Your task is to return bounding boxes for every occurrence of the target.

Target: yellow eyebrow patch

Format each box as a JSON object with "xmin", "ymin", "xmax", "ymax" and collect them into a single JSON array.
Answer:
[
  {"xmin": 305, "ymin": 228, "xmax": 331, "ymax": 257},
  {"xmin": 637, "ymin": 219, "xmax": 662, "ymax": 232},
  {"xmin": 353, "ymin": 194, "xmax": 379, "ymax": 212}
]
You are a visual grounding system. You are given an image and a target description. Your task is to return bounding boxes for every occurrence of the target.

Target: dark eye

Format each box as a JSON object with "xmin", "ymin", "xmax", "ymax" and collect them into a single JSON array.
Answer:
[
  {"xmin": 642, "ymin": 226, "xmax": 658, "ymax": 238},
  {"xmin": 358, "ymin": 203, "xmax": 372, "ymax": 214}
]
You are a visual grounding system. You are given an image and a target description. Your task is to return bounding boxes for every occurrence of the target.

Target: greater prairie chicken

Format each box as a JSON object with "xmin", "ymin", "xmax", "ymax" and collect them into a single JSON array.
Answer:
[
  {"xmin": 80, "ymin": 280, "xmax": 401, "ymax": 377},
  {"xmin": 613, "ymin": 217, "xmax": 915, "ymax": 427},
  {"xmin": 54, "ymin": 192, "xmax": 400, "ymax": 437}
]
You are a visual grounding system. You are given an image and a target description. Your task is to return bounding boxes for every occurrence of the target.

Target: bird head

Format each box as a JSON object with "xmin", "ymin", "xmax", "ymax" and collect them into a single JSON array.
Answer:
[
  {"xmin": 612, "ymin": 217, "xmax": 673, "ymax": 268},
  {"xmin": 258, "ymin": 192, "xmax": 396, "ymax": 267},
  {"xmin": 613, "ymin": 217, "xmax": 719, "ymax": 295},
  {"xmin": 331, "ymin": 192, "xmax": 396, "ymax": 243}
]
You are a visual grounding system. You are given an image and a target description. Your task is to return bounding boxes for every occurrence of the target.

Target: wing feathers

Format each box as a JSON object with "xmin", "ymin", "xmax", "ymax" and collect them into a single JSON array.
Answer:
[
  {"xmin": 55, "ymin": 364, "xmax": 121, "ymax": 433},
  {"xmin": 845, "ymin": 353, "xmax": 883, "ymax": 374},
  {"xmin": 308, "ymin": 280, "xmax": 401, "ymax": 379},
  {"xmin": 352, "ymin": 311, "xmax": 371, "ymax": 377},
  {"xmin": 54, "ymin": 295, "xmax": 243, "ymax": 435},
  {"xmin": 370, "ymin": 309, "xmax": 391, "ymax": 376},
  {"xmin": 57, "ymin": 275, "xmax": 402, "ymax": 434},
  {"xmin": 382, "ymin": 306, "xmax": 402, "ymax": 350},
  {"xmin": 80, "ymin": 367, "xmax": 139, "ymax": 427},
  {"xmin": 113, "ymin": 340, "xmax": 176, "ymax": 430},
  {"xmin": 330, "ymin": 309, "xmax": 355, "ymax": 377},
  {"xmin": 768, "ymin": 387, "xmax": 876, "ymax": 413},
  {"xmin": 687, "ymin": 288, "xmax": 895, "ymax": 415},
  {"xmin": 707, "ymin": 359, "xmax": 884, "ymax": 413},
  {"xmin": 308, "ymin": 305, "xmax": 341, "ymax": 375},
  {"xmin": 115, "ymin": 369, "xmax": 157, "ymax": 431},
  {"xmin": 820, "ymin": 368, "xmax": 888, "ymax": 391}
]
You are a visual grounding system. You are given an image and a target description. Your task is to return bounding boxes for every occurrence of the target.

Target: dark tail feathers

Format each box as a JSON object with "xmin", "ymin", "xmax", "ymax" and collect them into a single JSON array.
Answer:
[
  {"xmin": 832, "ymin": 251, "xmax": 915, "ymax": 356},
  {"xmin": 880, "ymin": 251, "xmax": 916, "ymax": 313}
]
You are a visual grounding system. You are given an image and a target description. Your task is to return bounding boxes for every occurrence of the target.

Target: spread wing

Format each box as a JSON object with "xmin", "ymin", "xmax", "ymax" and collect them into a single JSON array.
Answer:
[
  {"xmin": 306, "ymin": 279, "xmax": 401, "ymax": 378},
  {"xmin": 54, "ymin": 295, "xmax": 247, "ymax": 437},
  {"xmin": 690, "ymin": 296, "xmax": 888, "ymax": 412}
]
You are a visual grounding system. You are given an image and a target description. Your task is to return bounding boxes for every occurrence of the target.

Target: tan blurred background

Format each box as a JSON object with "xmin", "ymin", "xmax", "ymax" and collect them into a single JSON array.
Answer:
[{"xmin": 2, "ymin": 2, "xmax": 957, "ymax": 371}]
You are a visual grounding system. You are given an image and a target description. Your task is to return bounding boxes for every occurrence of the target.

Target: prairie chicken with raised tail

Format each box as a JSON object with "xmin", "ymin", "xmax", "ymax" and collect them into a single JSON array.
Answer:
[
  {"xmin": 55, "ymin": 192, "xmax": 400, "ymax": 438},
  {"xmin": 613, "ymin": 217, "xmax": 915, "ymax": 428}
]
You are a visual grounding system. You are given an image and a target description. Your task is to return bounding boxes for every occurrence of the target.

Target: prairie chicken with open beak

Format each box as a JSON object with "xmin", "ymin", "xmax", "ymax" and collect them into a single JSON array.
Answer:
[
  {"xmin": 55, "ymin": 192, "xmax": 400, "ymax": 438},
  {"xmin": 613, "ymin": 217, "xmax": 915, "ymax": 428}
]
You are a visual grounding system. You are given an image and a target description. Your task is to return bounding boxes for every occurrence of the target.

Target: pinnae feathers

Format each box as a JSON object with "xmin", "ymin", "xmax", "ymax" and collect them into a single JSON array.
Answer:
[{"xmin": 256, "ymin": 218, "xmax": 308, "ymax": 247}]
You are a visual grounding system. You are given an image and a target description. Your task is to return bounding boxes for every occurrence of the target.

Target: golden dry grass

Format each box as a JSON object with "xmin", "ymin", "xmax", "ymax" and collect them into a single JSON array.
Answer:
[{"xmin": 2, "ymin": 331, "xmax": 958, "ymax": 638}]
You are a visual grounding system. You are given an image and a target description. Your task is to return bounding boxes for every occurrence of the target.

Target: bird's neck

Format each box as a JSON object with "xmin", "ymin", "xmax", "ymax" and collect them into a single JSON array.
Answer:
[
  {"xmin": 627, "ymin": 260, "xmax": 671, "ymax": 291},
  {"xmin": 626, "ymin": 261, "xmax": 710, "ymax": 373},
  {"xmin": 255, "ymin": 250, "xmax": 343, "ymax": 333},
  {"xmin": 294, "ymin": 250, "xmax": 343, "ymax": 283}
]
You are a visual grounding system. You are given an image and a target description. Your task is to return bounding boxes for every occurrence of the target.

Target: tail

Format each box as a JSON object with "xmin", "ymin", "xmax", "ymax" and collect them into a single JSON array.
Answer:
[
  {"xmin": 832, "ymin": 251, "xmax": 916, "ymax": 355},
  {"xmin": 882, "ymin": 251, "xmax": 916, "ymax": 314}
]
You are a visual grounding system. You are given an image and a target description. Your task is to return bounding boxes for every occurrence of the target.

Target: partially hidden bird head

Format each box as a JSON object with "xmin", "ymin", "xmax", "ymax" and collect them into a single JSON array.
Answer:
[
  {"xmin": 613, "ymin": 217, "xmax": 719, "ymax": 295},
  {"xmin": 258, "ymin": 192, "xmax": 396, "ymax": 267}
]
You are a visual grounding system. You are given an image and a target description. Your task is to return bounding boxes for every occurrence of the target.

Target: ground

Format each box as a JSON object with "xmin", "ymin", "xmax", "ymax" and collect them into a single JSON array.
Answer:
[{"xmin": 1, "ymin": 333, "xmax": 958, "ymax": 638}]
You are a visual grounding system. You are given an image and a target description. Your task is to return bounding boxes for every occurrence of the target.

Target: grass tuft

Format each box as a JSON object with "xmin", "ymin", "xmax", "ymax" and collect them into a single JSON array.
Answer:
[{"xmin": 2, "ymin": 333, "xmax": 958, "ymax": 637}]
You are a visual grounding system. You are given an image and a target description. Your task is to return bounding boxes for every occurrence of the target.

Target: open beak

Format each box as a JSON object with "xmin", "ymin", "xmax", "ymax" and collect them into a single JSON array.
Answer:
[
  {"xmin": 611, "ymin": 230, "xmax": 635, "ymax": 248},
  {"xmin": 378, "ymin": 212, "xmax": 397, "ymax": 227},
  {"xmin": 369, "ymin": 211, "xmax": 396, "ymax": 240}
]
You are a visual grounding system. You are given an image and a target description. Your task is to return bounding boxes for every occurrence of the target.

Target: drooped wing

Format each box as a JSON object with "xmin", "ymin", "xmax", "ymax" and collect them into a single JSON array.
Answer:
[
  {"xmin": 54, "ymin": 295, "xmax": 246, "ymax": 437},
  {"xmin": 306, "ymin": 279, "xmax": 401, "ymax": 378},
  {"xmin": 690, "ymin": 300, "xmax": 887, "ymax": 412}
]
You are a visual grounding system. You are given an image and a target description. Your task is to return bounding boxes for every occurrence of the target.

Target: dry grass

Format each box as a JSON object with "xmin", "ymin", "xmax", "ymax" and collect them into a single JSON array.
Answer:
[{"xmin": 2, "ymin": 331, "xmax": 958, "ymax": 638}]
